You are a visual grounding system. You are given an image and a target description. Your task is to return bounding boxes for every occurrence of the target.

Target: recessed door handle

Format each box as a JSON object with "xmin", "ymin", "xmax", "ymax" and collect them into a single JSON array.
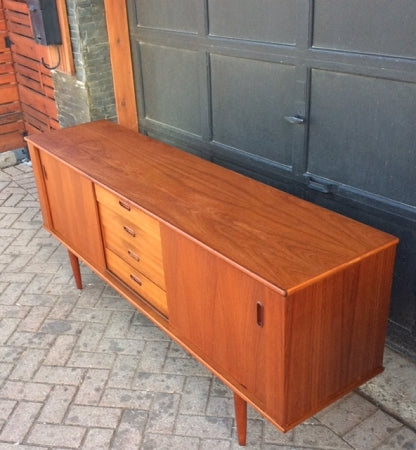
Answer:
[
  {"xmin": 256, "ymin": 301, "xmax": 264, "ymax": 328},
  {"xmin": 284, "ymin": 115, "xmax": 305, "ymax": 125}
]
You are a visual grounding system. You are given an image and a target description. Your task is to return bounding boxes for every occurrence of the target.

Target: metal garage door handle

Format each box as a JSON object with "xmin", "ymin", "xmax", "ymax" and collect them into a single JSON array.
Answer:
[{"xmin": 284, "ymin": 115, "xmax": 305, "ymax": 124}]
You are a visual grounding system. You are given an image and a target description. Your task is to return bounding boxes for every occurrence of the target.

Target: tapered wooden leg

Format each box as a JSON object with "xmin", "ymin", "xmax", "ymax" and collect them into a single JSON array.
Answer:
[
  {"xmin": 68, "ymin": 250, "xmax": 82, "ymax": 289},
  {"xmin": 233, "ymin": 392, "xmax": 247, "ymax": 446}
]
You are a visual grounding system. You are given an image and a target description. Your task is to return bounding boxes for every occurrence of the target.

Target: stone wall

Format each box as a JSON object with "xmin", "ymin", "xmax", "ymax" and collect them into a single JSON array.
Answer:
[{"xmin": 53, "ymin": 0, "xmax": 116, "ymax": 128}]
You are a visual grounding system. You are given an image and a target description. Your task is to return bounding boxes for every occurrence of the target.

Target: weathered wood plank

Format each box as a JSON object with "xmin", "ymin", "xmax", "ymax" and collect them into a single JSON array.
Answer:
[
  {"xmin": 0, "ymin": 83, "xmax": 18, "ymax": 103},
  {"xmin": 104, "ymin": 0, "xmax": 138, "ymax": 130},
  {"xmin": 0, "ymin": 130, "xmax": 25, "ymax": 152}
]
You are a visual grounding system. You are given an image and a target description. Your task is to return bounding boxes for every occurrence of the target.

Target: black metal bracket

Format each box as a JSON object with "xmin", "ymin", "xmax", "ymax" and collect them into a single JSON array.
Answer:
[{"xmin": 4, "ymin": 36, "xmax": 13, "ymax": 48}]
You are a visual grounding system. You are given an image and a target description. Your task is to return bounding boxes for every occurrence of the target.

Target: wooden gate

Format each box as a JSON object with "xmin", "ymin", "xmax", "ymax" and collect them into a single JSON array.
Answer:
[{"xmin": 0, "ymin": 0, "xmax": 59, "ymax": 153}]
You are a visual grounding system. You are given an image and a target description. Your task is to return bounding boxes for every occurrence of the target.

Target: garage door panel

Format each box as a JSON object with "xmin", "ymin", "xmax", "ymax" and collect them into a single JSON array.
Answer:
[
  {"xmin": 139, "ymin": 43, "xmax": 203, "ymax": 137},
  {"xmin": 313, "ymin": 0, "xmax": 416, "ymax": 59},
  {"xmin": 133, "ymin": 0, "xmax": 200, "ymax": 33},
  {"xmin": 211, "ymin": 55, "xmax": 296, "ymax": 166},
  {"xmin": 208, "ymin": 0, "xmax": 297, "ymax": 45},
  {"xmin": 308, "ymin": 70, "xmax": 416, "ymax": 207}
]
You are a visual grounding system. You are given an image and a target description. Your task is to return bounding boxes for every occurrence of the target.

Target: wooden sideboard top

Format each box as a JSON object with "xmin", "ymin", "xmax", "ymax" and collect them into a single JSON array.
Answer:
[{"xmin": 26, "ymin": 120, "xmax": 398, "ymax": 295}]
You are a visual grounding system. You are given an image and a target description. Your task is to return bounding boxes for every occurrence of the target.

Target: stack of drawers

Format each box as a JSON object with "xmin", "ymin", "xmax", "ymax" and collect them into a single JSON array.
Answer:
[{"xmin": 95, "ymin": 184, "xmax": 168, "ymax": 316}]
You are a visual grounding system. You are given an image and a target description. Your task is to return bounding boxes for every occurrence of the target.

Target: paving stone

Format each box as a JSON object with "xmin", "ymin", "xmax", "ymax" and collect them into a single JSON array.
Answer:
[
  {"xmin": 97, "ymin": 294, "xmax": 135, "ymax": 310},
  {"xmin": 34, "ymin": 366, "xmax": 84, "ymax": 385},
  {"xmin": 41, "ymin": 318, "xmax": 83, "ymax": 335},
  {"xmin": 264, "ymin": 420, "xmax": 351, "ymax": 449},
  {"xmin": 97, "ymin": 337, "xmax": 145, "ymax": 355},
  {"xmin": 43, "ymin": 334, "xmax": 78, "ymax": 366},
  {"xmin": 38, "ymin": 385, "xmax": 77, "ymax": 424},
  {"xmin": 67, "ymin": 307, "xmax": 112, "ymax": 324},
  {"xmin": 0, "ymin": 400, "xmax": 16, "ymax": 421},
  {"xmin": 179, "ymin": 375, "xmax": 211, "ymax": 414},
  {"xmin": 137, "ymin": 340, "xmax": 170, "ymax": 372},
  {"xmin": 75, "ymin": 322, "xmax": 106, "ymax": 352},
  {"xmin": 0, "ymin": 304, "xmax": 30, "ymax": 319},
  {"xmin": 206, "ymin": 395, "xmax": 235, "ymax": 418},
  {"xmin": 7, "ymin": 331, "xmax": 56, "ymax": 349},
  {"xmin": 142, "ymin": 433, "xmax": 201, "ymax": 450},
  {"xmin": 0, "ymin": 318, "xmax": 20, "ymax": 344},
  {"xmin": 133, "ymin": 372, "xmax": 185, "ymax": 393},
  {"xmin": 0, "ymin": 381, "xmax": 51, "ymax": 402},
  {"xmin": 0, "ymin": 401, "xmax": 42, "ymax": 443},
  {"xmin": 0, "ymin": 443, "xmax": 47, "ymax": 450},
  {"xmin": 0, "ymin": 277, "xmax": 32, "ymax": 294},
  {"xmin": 107, "ymin": 354, "xmax": 139, "ymax": 388},
  {"xmin": 375, "ymin": 426, "xmax": 416, "ymax": 449},
  {"xmin": 46, "ymin": 297, "xmax": 78, "ymax": 320},
  {"xmin": 164, "ymin": 355, "xmax": 211, "ymax": 377},
  {"xmin": 17, "ymin": 293, "xmax": 58, "ymax": 307},
  {"xmin": 9, "ymin": 348, "xmax": 47, "ymax": 380},
  {"xmin": 343, "ymin": 409, "xmax": 403, "ymax": 449},
  {"xmin": 76, "ymin": 284, "xmax": 106, "ymax": 309},
  {"xmin": 65, "ymin": 405, "xmax": 122, "ymax": 428},
  {"xmin": 0, "ymin": 363, "xmax": 13, "ymax": 382},
  {"xmin": 111, "ymin": 409, "xmax": 147, "ymax": 449},
  {"xmin": 104, "ymin": 311, "xmax": 135, "ymax": 338},
  {"xmin": 100, "ymin": 387, "xmax": 153, "ymax": 409},
  {"xmin": 175, "ymin": 413, "xmax": 234, "ymax": 440},
  {"xmin": 75, "ymin": 369, "xmax": 109, "ymax": 405},
  {"xmin": 0, "ymin": 346, "xmax": 24, "ymax": 363},
  {"xmin": 200, "ymin": 438, "xmax": 232, "ymax": 450},
  {"xmin": 82, "ymin": 427, "xmax": 114, "ymax": 449},
  {"xmin": 127, "ymin": 321, "xmax": 170, "ymax": 341},
  {"xmin": 316, "ymin": 392, "xmax": 378, "ymax": 435},
  {"xmin": 24, "ymin": 273, "xmax": 55, "ymax": 295},
  {"xmin": 146, "ymin": 392, "xmax": 181, "ymax": 433},
  {"xmin": 27, "ymin": 423, "xmax": 86, "ymax": 448},
  {"xmin": 66, "ymin": 350, "xmax": 116, "ymax": 369},
  {"xmin": 360, "ymin": 347, "xmax": 416, "ymax": 430}
]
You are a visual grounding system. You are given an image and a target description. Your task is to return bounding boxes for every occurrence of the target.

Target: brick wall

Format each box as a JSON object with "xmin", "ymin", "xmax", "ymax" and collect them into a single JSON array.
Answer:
[{"xmin": 53, "ymin": 0, "xmax": 116, "ymax": 127}]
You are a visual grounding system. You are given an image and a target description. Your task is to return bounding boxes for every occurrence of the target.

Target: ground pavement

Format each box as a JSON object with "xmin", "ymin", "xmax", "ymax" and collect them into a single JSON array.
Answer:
[{"xmin": 0, "ymin": 162, "xmax": 415, "ymax": 449}]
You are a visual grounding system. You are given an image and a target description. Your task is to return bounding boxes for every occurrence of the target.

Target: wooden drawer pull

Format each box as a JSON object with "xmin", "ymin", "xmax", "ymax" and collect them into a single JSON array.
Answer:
[
  {"xmin": 128, "ymin": 249, "xmax": 140, "ymax": 261},
  {"xmin": 119, "ymin": 200, "xmax": 131, "ymax": 211},
  {"xmin": 123, "ymin": 225, "xmax": 136, "ymax": 237},
  {"xmin": 256, "ymin": 301, "xmax": 264, "ymax": 328},
  {"xmin": 130, "ymin": 274, "xmax": 142, "ymax": 286}
]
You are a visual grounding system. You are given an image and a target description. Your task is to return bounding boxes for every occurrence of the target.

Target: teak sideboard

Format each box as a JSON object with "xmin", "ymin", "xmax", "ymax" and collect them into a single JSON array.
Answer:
[{"xmin": 26, "ymin": 120, "xmax": 399, "ymax": 445}]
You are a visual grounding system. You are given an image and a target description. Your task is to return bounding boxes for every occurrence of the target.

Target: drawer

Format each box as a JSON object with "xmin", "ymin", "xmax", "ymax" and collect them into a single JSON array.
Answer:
[
  {"xmin": 99, "ymin": 205, "xmax": 165, "ymax": 289},
  {"xmin": 95, "ymin": 184, "xmax": 160, "ymax": 240},
  {"xmin": 105, "ymin": 249, "xmax": 168, "ymax": 317}
]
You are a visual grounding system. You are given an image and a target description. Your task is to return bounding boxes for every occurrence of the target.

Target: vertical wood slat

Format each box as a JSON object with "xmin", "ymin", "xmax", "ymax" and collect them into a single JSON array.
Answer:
[
  {"xmin": 0, "ymin": 0, "xmax": 24, "ymax": 152},
  {"xmin": 104, "ymin": 0, "xmax": 138, "ymax": 130}
]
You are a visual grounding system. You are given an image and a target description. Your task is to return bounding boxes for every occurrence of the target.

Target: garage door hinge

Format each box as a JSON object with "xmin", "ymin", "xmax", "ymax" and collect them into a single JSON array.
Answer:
[{"xmin": 4, "ymin": 36, "xmax": 14, "ymax": 48}]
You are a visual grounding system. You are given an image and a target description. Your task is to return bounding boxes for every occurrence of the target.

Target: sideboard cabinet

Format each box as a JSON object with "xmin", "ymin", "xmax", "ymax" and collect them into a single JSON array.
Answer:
[{"xmin": 26, "ymin": 121, "xmax": 398, "ymax": 445}]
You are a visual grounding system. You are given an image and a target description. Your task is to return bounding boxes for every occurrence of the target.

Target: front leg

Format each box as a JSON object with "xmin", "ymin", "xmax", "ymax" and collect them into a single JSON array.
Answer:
[
  {"xmin": 234, "ymin": 392, "xmax": 247, "ymax": 446},
  {"xmin": 68, "ymin": 250, "xmax": 82, "ymax": 289}
]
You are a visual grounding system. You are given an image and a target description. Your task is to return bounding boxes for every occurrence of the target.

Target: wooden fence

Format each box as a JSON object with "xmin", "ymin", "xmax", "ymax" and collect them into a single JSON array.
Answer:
[
  {"xmin": 0, "ymin": 0, "xmax": 59, "ymax": 153},
  {"xmin": 0, "ymin": 0, "xmax": 24, "ymax": 152}
]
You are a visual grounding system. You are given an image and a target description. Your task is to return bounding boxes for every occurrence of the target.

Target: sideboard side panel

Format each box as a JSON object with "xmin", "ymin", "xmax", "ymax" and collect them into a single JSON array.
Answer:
[
  {"xmin": 283, "ymin": 244, "xmax": 397, "ymax": 428},
  {"xmin": 27, "ymin": 144, "xmax": 54, "ymax": 231}
]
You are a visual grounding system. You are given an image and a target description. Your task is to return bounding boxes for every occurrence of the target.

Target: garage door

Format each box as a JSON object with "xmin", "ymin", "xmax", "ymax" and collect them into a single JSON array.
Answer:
[
  {"xmin": 127, "ymin": 0, "xmax": 416, "ymax": 209},
  {"xmin": 126, "ymin": 1, "xmax": 416, "ymax": 352}
]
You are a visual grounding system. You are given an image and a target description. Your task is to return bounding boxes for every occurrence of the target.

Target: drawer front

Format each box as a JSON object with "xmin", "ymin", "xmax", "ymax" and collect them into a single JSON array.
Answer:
[
  {"xmin": 95, "ymin": 183, "xmax": 160, "ymax": 240},
  {"xmin": 99, "ymin": 205, "xmax": 165, "ymax": 289},
  {"xmin": 106, "ymin": 249, "xmax": 168, "ymax": 316}
]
